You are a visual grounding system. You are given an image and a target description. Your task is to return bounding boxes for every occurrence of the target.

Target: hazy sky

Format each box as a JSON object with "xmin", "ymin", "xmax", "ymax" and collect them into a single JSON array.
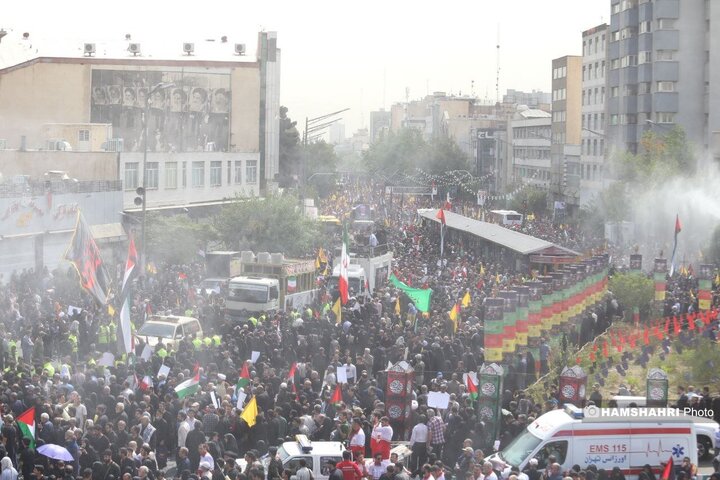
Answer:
[{"xmin": 3, "ymin": 0, "xmax": 608, "ymax": 135}]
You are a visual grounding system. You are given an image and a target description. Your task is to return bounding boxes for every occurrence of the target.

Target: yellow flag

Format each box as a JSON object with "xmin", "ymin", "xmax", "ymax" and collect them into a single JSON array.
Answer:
[
  {"xmin": 315, "ymin": 256, "xmax": 321, "ymax": 270},
  {"xmin": 332, "ymin": 297, "xmax": 342, "ymax": 325},
  {"xmin": 495, "ymin": 273, "xmax": 501, "ymax": 284},
  {"xmin": 715, "ymin": 273, "xmax": 720, "ymax": 285},
  {"xmin": 240, "ymin": 396, "xmax": 258, "ymax": 427},
  {"xmin": 394, "ymin": 298, "xmax": 401, "ymax": 315},
  {"xmin": 480, "ymin": 263, "xmax": 485, "ymax": 276},
  {"xmin": 461, "ymin": 291, "xmax": 471, "ymax": 308},
  {"xmin": 448, "ymin": 304, "xmax": 459, "ymax": 332},
  {"xmin": 108, "ymin": 304, "xmax": 116, "ymax": 317}
]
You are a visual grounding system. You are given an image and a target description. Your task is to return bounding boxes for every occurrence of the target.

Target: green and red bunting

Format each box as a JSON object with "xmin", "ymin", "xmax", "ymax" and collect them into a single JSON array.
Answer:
[
  {"xmin": 17, "ymin": 406, "xmax": 36, "ymax": 448},
  {"xmin": 339, "ymin": 224, "xmax": 350, "ymax": 304},
  {"xmin": 175, "ymin": 372, "xmax": 200, "ymax": 399},
  {"xmin": 330, "ymin": 383, "xmax": 343, "ymax": 405},
  {"xmin": 237, "ymin": 362, "xmax": 251, "ymax": 391},
  {"xmin": 466, "ymin": 375, "xmax": 478, "ymax": 403}
]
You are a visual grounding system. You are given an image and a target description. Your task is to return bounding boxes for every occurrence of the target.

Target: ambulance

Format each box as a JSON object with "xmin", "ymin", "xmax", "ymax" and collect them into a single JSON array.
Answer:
[{"xmin": 488, "ymin": 405, "xmax": 719, "ymax": 479}]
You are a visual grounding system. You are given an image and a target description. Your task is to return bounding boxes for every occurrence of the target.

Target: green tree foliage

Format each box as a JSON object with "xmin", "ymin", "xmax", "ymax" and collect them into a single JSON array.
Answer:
[
  {"xmin": 509, "ymin": 187, "xmax": 549, "ymax": 216},
  {"xmin": 364, "ymin": 129, "xmax": 469, "ymax": 176},
  {"xmin": 684, "ymin": 338, "xmax": 720, "ymax": 386},
  {"xmin": 278, "ymin": 106, "xmax": 301, "ymax": 187},
  {"xmin": 608, "ymin": 272, "xmax": 655, "ymax": 320},
  {"xmin": 213, "ymin": 194, "xmax": 321, "ymax": 257},
  {"xmin": 615, "ymin": 126, "xmax": 695, "ymax": 186},
  {"xmin": 304, "ymin": 140, "xmax": 340, "ymax": 198},
  {"xmin": 146, "ymin": 213, "xmax": 213, "ymax": 265},
  {"xmin": 706, "ymin": 224, "xmax": 720, "ymax": 264}
]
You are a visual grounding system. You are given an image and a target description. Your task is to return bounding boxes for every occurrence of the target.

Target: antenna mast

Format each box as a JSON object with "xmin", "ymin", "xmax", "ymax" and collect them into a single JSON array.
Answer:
[{"xmin": 496, "ymin": 24, "xmax": 501, "ymax": 107}]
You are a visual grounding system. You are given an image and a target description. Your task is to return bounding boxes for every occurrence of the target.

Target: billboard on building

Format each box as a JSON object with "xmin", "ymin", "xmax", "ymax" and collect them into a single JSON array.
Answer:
[{"xmin": 90, "ymin": 69, "xmax": 231, "ymax": 153}]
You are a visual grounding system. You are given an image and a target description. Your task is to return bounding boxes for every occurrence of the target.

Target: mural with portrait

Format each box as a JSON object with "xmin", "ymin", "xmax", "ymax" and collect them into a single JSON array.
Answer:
[{"xmin": 90, "ymin": 69, "xmax": 231, "ymax": 153}]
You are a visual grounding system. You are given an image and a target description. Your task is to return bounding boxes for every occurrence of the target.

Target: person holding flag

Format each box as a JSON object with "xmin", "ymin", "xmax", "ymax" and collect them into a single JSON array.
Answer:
[{"xmin": 670, "ymin": 214, "xmax": 682, "ymax": 276}]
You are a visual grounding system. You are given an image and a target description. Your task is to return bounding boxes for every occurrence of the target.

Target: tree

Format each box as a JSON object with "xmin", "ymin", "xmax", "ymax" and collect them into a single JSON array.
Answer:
[
  {"xmin": 364, "ymin": 129, "xmax": 469, "ymax": 177},
  {"xmin": 614, "ymin": 126, "xmax": 695, "ymax": 186},
  {"xmin": 278, "ymin": 106, "xmax": 301, "ymax": 187},
  {"xmin": 146, "ymin": 213, "xmax": 213, "ymax": 264},
  {"xmin": 509, "ymin": 187, "xmax": 549, "ymax": 216},
  {"xmin": 213, "ymin": 194, "xmax": 322, "ymax": 257},
  {"xmin": 608, "ymin": 272, "xmax": 655, "ymax": 321},
  {"xmin": 304, "ymin": 140, "xmax": 340, "ymax": 198}
]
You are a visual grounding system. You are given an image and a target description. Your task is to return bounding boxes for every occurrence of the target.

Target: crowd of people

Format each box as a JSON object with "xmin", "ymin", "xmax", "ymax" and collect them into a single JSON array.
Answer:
[{"xmin": 0, "ymin": 183, "xmax": 718, "ymax": 480}]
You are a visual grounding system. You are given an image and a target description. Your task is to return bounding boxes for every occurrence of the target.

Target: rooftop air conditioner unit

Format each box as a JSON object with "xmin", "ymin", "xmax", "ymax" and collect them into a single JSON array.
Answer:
[
  {"xmin": 128, "ymin": 43, "xmax": 141, "ymax": 56},
  {"xmin": 84, "ymin": 43, "xmax": 96, "ymax": 56},
  {"xmin": 183, "ymin": 42, "xmax": 194, "ymax": 55},
  {"xmin": 234, "ymin": 43, "xmax": 246, "ymax": 55}
]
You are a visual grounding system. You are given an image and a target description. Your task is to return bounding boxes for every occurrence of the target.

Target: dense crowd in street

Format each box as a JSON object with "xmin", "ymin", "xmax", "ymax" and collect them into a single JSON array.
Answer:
[{"xmin": 0, "ymin": 184, "xmax": 718, "ymax": 480}]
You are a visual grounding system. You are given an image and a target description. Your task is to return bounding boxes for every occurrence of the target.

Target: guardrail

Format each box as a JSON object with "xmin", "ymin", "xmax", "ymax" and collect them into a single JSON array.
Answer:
[{"xmin": 0, "ymin": 180, "xmax": 123, "ymax": 198}]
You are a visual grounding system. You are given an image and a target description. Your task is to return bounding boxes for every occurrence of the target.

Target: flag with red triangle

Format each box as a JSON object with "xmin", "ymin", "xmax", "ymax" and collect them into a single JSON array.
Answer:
[
  {"xmin": 330, "ymin": 383, "xmax": 343, "ymax": 405},
  {"xmin": 236, "ymin": 362, "xmax": 251, "ymax": 391},
  {"xmin": 643, "ymin": 326, "xmax": 650, "ymax": 345},
  {"xmin": 602, "ymin": 341, "xmax": 609, "ymax": 358},
  {"xmin": 673, "ymin": 316, "xmax": 681, "ymax": 335},
  {"xmin": 466, "ymin": 374, "xmax": 478, "ymax": 403},
  {"xmin": 17, "ymin": 406, "xmax": 36, "ymax": 448},
  {"xmin": 660, "ymin": 457, "xmax": 674, "ymax": 480}
]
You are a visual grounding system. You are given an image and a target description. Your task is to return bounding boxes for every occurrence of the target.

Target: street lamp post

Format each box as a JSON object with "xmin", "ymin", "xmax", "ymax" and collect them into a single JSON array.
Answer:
[
  {"xmin": 301, "ymin": 108, "xmax": 349, "ymax": 194},
  {"xmin": 138, "ymin": 81, "xmax": 175, "ymax": 273}
]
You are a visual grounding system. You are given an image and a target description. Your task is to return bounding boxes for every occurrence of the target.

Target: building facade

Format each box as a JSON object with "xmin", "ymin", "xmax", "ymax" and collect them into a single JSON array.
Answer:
[
  {"xmin": 551, "ymin": 56, "xmax": 583, "ymax": 211},
  {"xmin": 606, "ymin": 0, "xmax": 720, "ymax": 153},
  {"xmin": 580, "ymin": 24, "xmax": 609, "ymax": 206},
  {"xmin": 508, "ymin": 108, "xmax": 552, "ymax": 189}
]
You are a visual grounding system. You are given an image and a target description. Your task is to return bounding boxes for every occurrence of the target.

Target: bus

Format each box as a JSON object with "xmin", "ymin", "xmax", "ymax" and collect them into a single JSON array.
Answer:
[{"xmin": 490, "ymin": 209, "xmax": 524, "ymax": 226}]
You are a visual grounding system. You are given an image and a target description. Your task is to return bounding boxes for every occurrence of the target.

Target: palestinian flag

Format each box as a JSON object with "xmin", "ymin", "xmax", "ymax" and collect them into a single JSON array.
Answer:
[
  {"xmin": 466, "ymin": 375, "xmax": 478, "ymax": 403},
  {"xmin": 175, "ymin": 372, "xmax": 200, "ymax": 399},
  {"xmin": 17, "ymin": 407, "xmax": 36, "ymax": 448},
  {"xmin": 660, "ymin": 457, "xmax": 674, "ymax": 480},
  {"xmin": 331, "ymin": 383, "xmax": 343, "ymax": 405},
  {"xmin": 236, "ymin": 362, "xmax": 251, "ymax": 391}
]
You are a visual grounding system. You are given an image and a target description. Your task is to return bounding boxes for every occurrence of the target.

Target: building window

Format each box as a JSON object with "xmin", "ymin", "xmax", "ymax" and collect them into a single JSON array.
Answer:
[
  {"xmin": 611, "ymin": 86, "xmax": 620, "ymax": 98},
  {"xmin": 182, "ymin": 162, "xmax": 187, "ymax": 187},
  {"xmin": 639, "ymin": 21, "xmax": 652, "ymax": 34},
  {"xmin": 639, "ymin": 51, "xmax": 652, "ymax": 64},
  {"xmin": 246, "ymin": 160, "xmax": 258, "ymax": 184},
  {"xmin": 657, "ymin": 18, "xmax": 677, "ymax": 30},
  {"xmin": 146, "ymin": 162, "xmax": 159, "ymax": 189},
  {"xmin": 638, "ymin": 82, "xmax": 652, "ymax": 94},
  {"xmin": 234, "ymin": 161, "xmax": 243, "ymax": 184},
  {"xmin": 657, "ymin": 81, "xmax": 676, "ymax": 92},
  {"xmin": 602, "ymin": 60, "xmax": 606, "ymax": 76},
  {"xmin": 612, "ymin": 2, "xmax": 621, "ymax": 14},
  {"xmin": 165, "ymin": 162, "xmax": 178, "ymax": 189},
  {"xmin": 656, "ymin": 50, "xmax": 676, "ymax": 61},
  {"xmin": 623, "ymin": 84, "xmax": 638, "ymax": 96},
  {"xmin": 124, "ymin": 162, "xmax": 138, "ymax": 190},
  {"xmin": 656, "ymin": 112, "xmax": 675, "ymax": 123},
  {"xmin": 210, "ymin": 161, "xmax": 222, "ymax": 187},
  {"xmin": 610, "ymin": 114, "xmax": 619, "ymax": 126},
  {"xmin": 192, "ymin": 161, "xmax": 205, "ymax": 188},
  {"xmin": 611, "ymin": 58, "xmax": 620, "ymax": 69},
  {"xmin": 227, "ymin": 161, "xmax": 232, "ymax": 186},
  {"xmin": 78, "ymin": 129, "xmax": 90, "ymax": 142}
]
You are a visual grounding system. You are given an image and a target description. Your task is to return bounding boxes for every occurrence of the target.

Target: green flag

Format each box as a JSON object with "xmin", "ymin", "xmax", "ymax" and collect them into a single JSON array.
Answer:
[{"xmin": 389, "ymin": 274, "xmax": 432, "ymax": 312}]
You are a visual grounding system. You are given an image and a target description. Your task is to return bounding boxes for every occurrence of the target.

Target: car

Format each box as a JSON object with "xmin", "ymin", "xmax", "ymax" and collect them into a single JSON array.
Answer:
[
  {"xmin": 136, "ymin": 315, "xmax": 202, "ymax": 349},
  {"xmin": 236, "ymin": 436, "xmax": 411, "ymax": 480},
  {"xmin": 196, "ymin": 277, "xmax": 228, "ymax": 295}
]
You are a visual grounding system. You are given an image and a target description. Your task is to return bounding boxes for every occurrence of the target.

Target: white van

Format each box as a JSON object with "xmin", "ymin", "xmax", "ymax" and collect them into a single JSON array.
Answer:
[{"xmin": 488, "ymin": 405, "xmax": 719, "ymax": 479}]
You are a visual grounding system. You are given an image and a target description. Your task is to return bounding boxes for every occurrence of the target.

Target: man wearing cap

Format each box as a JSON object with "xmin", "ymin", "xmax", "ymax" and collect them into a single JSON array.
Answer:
[
  {"xmin": 199, "ymin": 461, "xmax": 213, "ymax": 480},
  {"xmin": 523, "ymin": 458, "xmax": 541, "ymax": 480},
  {"xmin": 454, "ymin": 447, "xmax": 475, "ymax": 479}
]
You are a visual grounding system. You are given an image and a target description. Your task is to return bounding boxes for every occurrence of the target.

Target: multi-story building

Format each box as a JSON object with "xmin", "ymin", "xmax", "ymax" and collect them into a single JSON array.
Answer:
[
  {"xmin": 580, "ymin": 24, "xmax": 609, "ymax": 205},
  {"xmin": 508, "ymin": 108, "xmax": 552, "ymax": 189},
  {"xmin": 606, "ymin": 0, "xmax": 720, "ymax": 153},
  {"xmin": 551, "ymin": 55, "xmax": 583, "ymax": 211},
  {"xmin": 0, "ymin": 31, "xmax": 280, "ymax": 200},
  {"xmin": 503, "ymin": 89, "xmax": 552, "ymax": 110},
  {"xmin": 369, "ymin": 109, "xmax": 391, "ymax": 143}
]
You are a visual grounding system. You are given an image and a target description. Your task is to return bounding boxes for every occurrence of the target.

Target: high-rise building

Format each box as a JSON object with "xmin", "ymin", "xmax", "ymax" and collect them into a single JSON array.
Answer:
[
  {"xmin": 607, "ymin": 0, "xmax": 720, "ymax": 153},
  {"xmin": 551, "ymin": 55, "xmax": 583, "ymax": 212},
  {"xmin": 580, "ymin": 24, "xmax": 609, "ymax": 206},
  {"xmin": 369, "ymin": 109, "xmax": 391, "ymax": 143}
]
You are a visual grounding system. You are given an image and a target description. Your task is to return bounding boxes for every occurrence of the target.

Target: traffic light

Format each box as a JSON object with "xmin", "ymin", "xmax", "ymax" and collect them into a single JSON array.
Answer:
[{"xmin": 134, "ymin": 187, "xmax": 145, "ymax": 206}]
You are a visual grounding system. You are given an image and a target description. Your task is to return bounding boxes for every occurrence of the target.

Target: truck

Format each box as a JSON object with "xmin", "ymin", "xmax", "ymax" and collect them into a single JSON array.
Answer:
[
  {"xmin": 225, "ymin": 251, "xmax": 318, "ymax": 316},
  {"xmin": 328, "ymin": 249, "xmax": 393, "ymax": 299},
  {"xmin": 487, "ymin": 404, "xmax": 719, "ymax": 479}
]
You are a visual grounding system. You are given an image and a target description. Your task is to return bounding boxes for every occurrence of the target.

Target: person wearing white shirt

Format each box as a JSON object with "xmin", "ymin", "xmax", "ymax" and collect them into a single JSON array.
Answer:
[
  {"xmin": 348, "ymin": 418, "xmax": 366, "ymax": 459},
  {"xmin": 371, "ymin": 416, "xmax": 393, "ymax": 460},
  {"xmin": 369, "ymin": 454, "xmax": 389, "ymax": 480},
  {"xmin": 343, "ymin": 358, "xmax": 357, "ymax": 384},
  {"xmin": 409, "ymin": 416, "xmax": 429, "ymax": 475}
]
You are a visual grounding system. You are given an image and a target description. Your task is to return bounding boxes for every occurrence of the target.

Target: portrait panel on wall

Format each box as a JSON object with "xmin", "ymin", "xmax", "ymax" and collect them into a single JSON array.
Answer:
[
  {"xmin": 189, "ymin": 87, "xmax": 208, "ymax": 112},
  {"xmin": 150, "ymin": 89, "xmax": 167, "ymax": 110},
  {"xmin": 136, "ymin": 87, "xmax": 149, "ymax": 108},
  {"xmin": 211, "ymin": 88, "xmax": 230, "ymax": 113},
  {"xmin": 107, "ymin": 85, "xmax": 122, "ymax": 105},
  {"xmin": 170, "ymin": 88, "xmax": 187, "ymax": 113},
  {"xmin": 92, "ymin": 86, "xmax": 107, "ymax": 105},
  {"xmin": 122, "ymin": 87, "xmax": 137, "ymax": 106}
]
